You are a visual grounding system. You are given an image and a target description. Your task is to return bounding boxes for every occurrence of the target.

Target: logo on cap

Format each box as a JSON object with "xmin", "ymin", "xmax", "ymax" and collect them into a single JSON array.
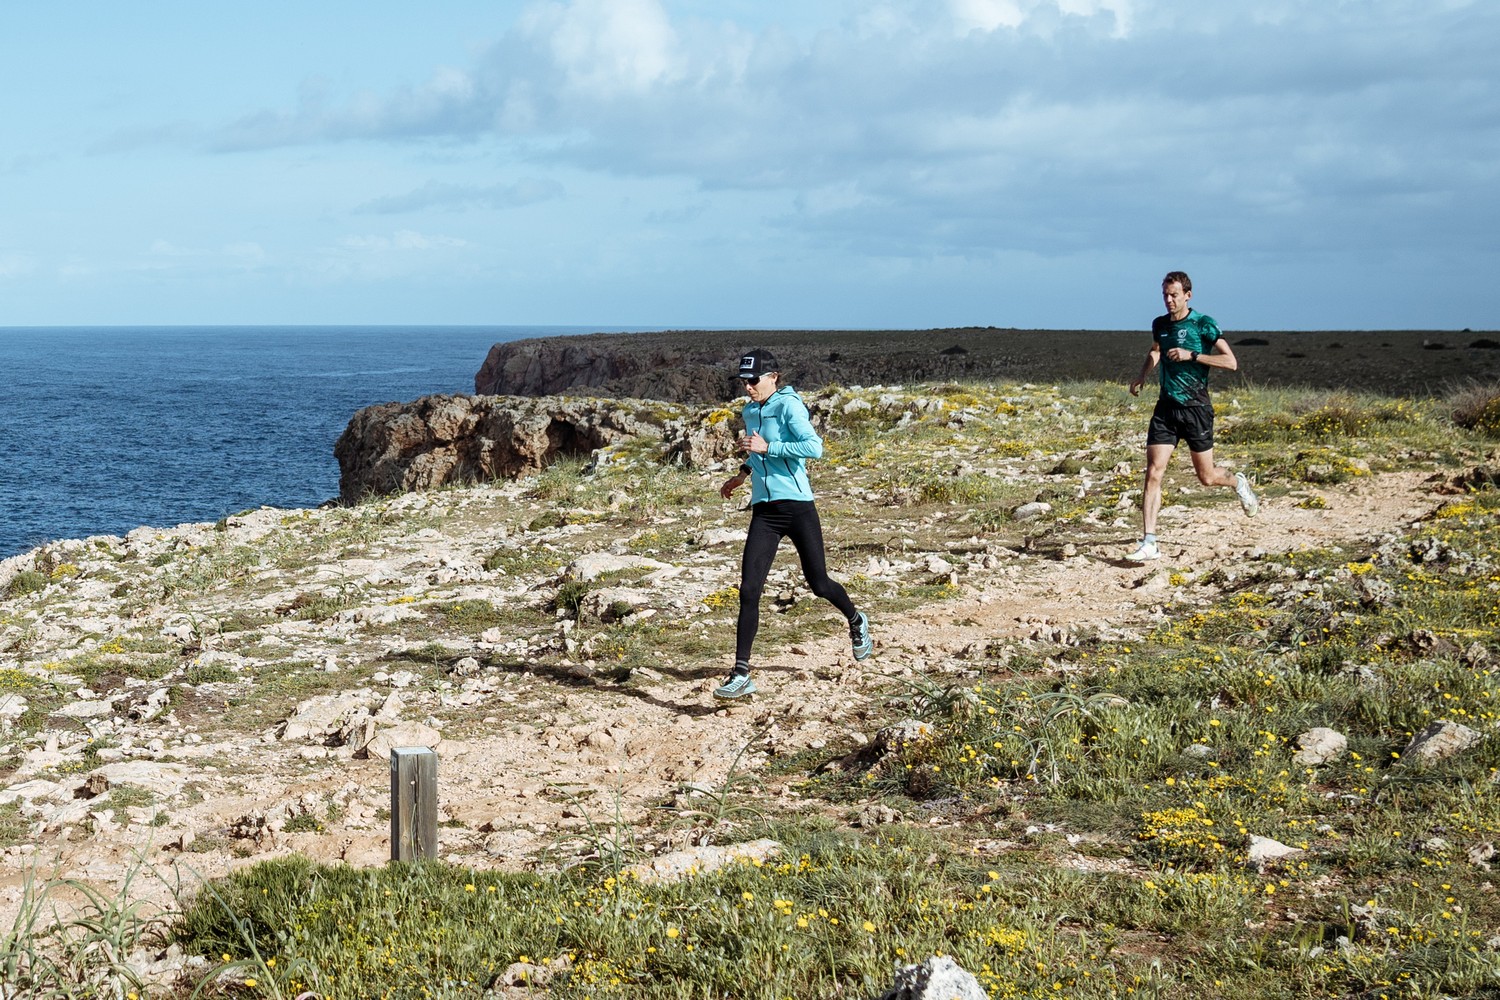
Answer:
[{"xmin": 738, "ymin": 348, "xmax": 779, "ymax": 379}]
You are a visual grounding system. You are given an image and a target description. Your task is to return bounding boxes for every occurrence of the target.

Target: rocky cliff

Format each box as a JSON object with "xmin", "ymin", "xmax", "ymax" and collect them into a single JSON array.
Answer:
[
  {"xmin": 344, "ymin": 326, "xmax": 1500, "ymax": 503},
  {"xmin": 472, "ymin": 328, "xmax": 1145, "ymax": 404},
  {"xmin": 473, "ymin": 327, "xmax": 1500, "ymax": 404},
  {"xmin": 334, "ymin": 393, "xmax": 741, "ymax": 503}
]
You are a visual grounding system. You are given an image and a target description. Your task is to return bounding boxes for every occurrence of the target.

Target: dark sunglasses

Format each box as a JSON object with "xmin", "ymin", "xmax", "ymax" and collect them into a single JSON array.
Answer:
[{"xmin": 739, "ymin": 374, "xmax": 767, "ymax": 386}]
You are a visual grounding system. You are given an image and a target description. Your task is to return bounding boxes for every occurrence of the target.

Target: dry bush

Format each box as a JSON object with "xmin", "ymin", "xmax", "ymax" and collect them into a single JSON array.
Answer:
[{"xmin": 1450, "ymin": 381, "xmax": 1500, "ymax": 436}]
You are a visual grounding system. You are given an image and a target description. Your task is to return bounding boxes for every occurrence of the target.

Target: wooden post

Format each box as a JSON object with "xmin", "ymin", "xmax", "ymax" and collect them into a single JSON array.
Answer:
[{"xmin": 390, "ymin": 746, "xmax": 438, "ymax": 862}]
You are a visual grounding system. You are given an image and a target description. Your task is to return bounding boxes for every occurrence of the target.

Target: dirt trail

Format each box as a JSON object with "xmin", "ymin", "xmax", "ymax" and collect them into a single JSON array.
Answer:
[{"xmin": 2, "ymin": 470, "xmax": 1444, "ymax": 922}]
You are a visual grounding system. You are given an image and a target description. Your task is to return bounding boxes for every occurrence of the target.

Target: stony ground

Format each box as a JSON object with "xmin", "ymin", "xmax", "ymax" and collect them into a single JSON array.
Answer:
[{"xmin": 0, "ymin": 420, "xmax": 1444, "ymax": 939}]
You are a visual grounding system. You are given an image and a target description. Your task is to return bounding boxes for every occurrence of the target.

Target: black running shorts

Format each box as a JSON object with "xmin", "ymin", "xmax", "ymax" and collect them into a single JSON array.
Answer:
[{"xmin": 1146, "ymin": 401, "xmax": 1215, "ymax": 452}]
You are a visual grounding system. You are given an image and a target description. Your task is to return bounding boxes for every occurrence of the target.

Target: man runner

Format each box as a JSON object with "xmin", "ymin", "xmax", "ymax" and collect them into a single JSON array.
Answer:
[{"xmin": 1126, "ymin": 271, "xmax": 1258, "ymax": 562}]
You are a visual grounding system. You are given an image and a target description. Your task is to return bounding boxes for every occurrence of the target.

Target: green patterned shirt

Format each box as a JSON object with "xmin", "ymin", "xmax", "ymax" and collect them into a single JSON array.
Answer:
[{"xmin": 1152, "ymin": 309, "xmax": 1222, "ymax": 406}]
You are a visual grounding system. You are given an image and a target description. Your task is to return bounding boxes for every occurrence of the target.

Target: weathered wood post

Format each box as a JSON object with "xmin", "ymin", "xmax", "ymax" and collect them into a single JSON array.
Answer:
[{"xmin": 390, "ymin": 746, "xmax": 438, "ymax": 862}]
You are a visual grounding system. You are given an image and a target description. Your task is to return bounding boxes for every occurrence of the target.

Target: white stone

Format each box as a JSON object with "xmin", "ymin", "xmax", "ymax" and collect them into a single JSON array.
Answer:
[
  {"xmin": 876, "ymin": 719, "xmax": 932, "ymax": 754},
  {"xmin": 877, "ymin": 955, "xmax": 988, "ymax": 1000},
  {"xmin": 622, "ymin": 839, "xmax": 781, "ymax": 884},
  {"xmin": 923, "ymin": 555, "xmax": 955, "ymax": 576},
  {"xmin": 1292, "ymin": 727, "xmax": 1347, "ymax": 766},
  {"xmin": 1247, "ymin": 834, "xmax": 1305, "ymax": 872},
  {"xmin": 0, "ymin": 779, "xmax": 66, "ymax": 807},
  {"xmin": 55, "ymin": 700, "xmax": 116, "ymax": 720},
  {"xmin": 0, "ymin": 694, "xmax": 28, "ymax": 723},
  {"xmin": 1403, "ymin": 720, "xmax": 1483, "ymax": 763},
  {"xmin": 362, "ymin": 722, "xmax": 442, "ymax": 761},
  {"xmin": 561, "ymin": 553, "xmax": 670, "ymax": 583},
  {"xmin": 280, "ymin": 691, "xmax": 373, "ymax": 743}
]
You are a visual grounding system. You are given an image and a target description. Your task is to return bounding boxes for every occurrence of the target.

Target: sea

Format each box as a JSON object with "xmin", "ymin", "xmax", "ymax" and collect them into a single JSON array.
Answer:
[{"xmin": 0, "ymin": 326, "xmax": 636, "ymax": 560}]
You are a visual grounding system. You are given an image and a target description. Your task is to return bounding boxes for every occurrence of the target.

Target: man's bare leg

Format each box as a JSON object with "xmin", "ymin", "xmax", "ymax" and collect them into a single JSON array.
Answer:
[
  {"xmin": 1141, "ymin": 443, "xmax": 1175, "ymax": 536},
  {"xmin": 1188, "ymin": 447, "xmax": 1236, "ymax": 489}
]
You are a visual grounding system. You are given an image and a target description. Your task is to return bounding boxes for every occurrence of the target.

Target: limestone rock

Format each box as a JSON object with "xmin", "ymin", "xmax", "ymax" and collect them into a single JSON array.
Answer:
[
  {"xmin": 662, "ymin": 414, "xmax": 738, "ymax": 467},
  {"xmin": 578, "ymin": 587, "xmax": 650, "ymax": 623},
  {"xmin": 0, "ymin": 693, "xmax": 28, "ymax": 730},
  {"xmin": 876, "ymin": 955, "xmax": 988, "ymax": 1000},
  {"xmin": 1291, "ymin": 727, "xmax": 1347, "ymax": 766},
  {"xmin": 1013, "ymin": 501, "xmax": 1053, "ymax": 521},
  {"xmin": 498, "ymin": 953, "xmax": 573, "ymax": 988},
  {"xmin": 854, "ymin": 802, "xmax": 901, "ymax": 828},
  {"xmin": 0, "ymin": 778, "xmax": 65, "ymax": 808},
  {"xmin": 362, "ymin": 722, "xmax": 443, "ymax": 761},
  {"xmin": 1403, "ymin": 720, "xmax": 1483, "ymax": 763},
  {"xmin": 563, "ymin": 553, "xmax": 670, "ymax": 583},
  {"xmin": 281, "ymin": 691, "xmax": 376, "ymax": 744},
  {"xmin": 1247, "ymin": 835, "xmax": 1305, "ymax": 872},
  {"xmin": 622, "ymin": 839, "xmax": 781, "ymax": 884},
  {"xmin": 127, "ymin": 688, "xmax": 172, "ymax": 723},
  {"xmin": 875, "ymin": 720, "xmax": 933, "ymax": 755},
  {"xmin": 54, "ymin": 698, "xmax": 116, "ymax": 720},
  {"xmin": 923, "ymin": 555, "xmax": 955, "ymax": 576},
  {"xmin": 1351, "ymin": 573, "xmax": 1396, "ymax": 608},
  {"xmin": 335, "ymin": 394, "xmax": 669, "ymax": 503},
  {"xmin": 92, "ymin": 761, "xmax": 189, "ymax": 796},
  {"xmin": 693, "ymin": 527, "xmax": 745, "ymax": 548}
]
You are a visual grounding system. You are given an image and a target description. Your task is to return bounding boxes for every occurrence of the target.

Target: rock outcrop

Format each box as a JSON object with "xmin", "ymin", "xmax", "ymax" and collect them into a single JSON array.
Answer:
[
  {"xmin": 334, "ymin": 393, "xmax": 740, "ymax": 503},
  {"xmin": 473, "ymin": 327, "xmax": 1500, "ymax": 404},
  {"xmin": 472, "ymin": 328, "xmax": 1095, "ymax": 404}
]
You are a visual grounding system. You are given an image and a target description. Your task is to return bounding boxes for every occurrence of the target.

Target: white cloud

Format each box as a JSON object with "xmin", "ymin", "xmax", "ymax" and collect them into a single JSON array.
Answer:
[
  {"xmin": 146, "ymin": 239, "xmax": 269, "ymax": 266},
  {"xmin": 359, "ymin": 177, "xmax": 565, "ymax": 214},
  {"xmin": 0, "ymin": 254, "xmax": 34, "ymax": 279},
  {"xmin": 198, "ymin": 0, "xmax": 1498, "ymax": 265},
  {"xmin": 946, "ymin": 0, "xmax": 1134, "ymax": 35},
  {"xmin": 949, "ymin": 0, "xmax": 1026, "ymax": 32},
  {"xmin": 338, "ymin": 230, "xmax": 469, "ymax": 252},
  {"xmin": 525, "ymin": 0, "xmax": 682, "ymax": 97}
]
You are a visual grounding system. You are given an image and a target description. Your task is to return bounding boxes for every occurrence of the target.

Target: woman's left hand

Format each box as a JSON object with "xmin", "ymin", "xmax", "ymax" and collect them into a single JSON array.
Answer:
[
  {"xmin": 719, "ymin": 474, "xmax": 745, "ymax": 499},
  {"xmin": 741, "ymin": 432, "xmax": 769, "ymax": 454}
]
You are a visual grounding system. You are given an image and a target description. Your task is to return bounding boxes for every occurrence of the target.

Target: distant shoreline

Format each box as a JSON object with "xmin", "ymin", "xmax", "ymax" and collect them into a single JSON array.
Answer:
[
  {"xmin": 1, "ymin": 324, "xmax": 1493, "ymax": 334},
  {"xmin": 474, "ymin": 326, "xmax": 1500, "ymax": 403}
]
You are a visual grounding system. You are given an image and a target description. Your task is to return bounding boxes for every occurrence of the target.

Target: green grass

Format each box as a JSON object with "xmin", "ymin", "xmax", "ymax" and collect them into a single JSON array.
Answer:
[
  {"xmin": 14, "ymin": 378, "xmax": 1500, "ymax": 998},
  {"xmin": 0, "ymin": 802, "xmax": 29, "ymax": 846},
  {"xmin": 173, "ymin": 827, "xmax": 1160, "ymax": 1000}
]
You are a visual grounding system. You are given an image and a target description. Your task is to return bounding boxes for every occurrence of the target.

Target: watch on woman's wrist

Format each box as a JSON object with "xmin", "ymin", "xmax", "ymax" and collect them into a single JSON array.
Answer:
[
  {"xmin": 1190, "ymin": 350, "xmax": 1199, "ymax": 362},
  {"xmin": 739, "ymin": 463, "xmax": 753, "ymax": 477}
]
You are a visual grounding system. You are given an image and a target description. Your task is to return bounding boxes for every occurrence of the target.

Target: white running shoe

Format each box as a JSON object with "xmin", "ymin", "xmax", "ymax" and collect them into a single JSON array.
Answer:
[
  {"xmin": 1126, "ymin": 539, "xmax": 1160, "ymax": 562},
  {"xmin": 1235, "ymin": 472, "xmax": 1259, "ymax": 517}
]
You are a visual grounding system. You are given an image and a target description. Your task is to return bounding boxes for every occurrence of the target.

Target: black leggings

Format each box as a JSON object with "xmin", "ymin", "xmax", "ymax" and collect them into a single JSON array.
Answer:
[{"xmin": 736, "ymin": 499, "xmax": 858, "ymax": 664}]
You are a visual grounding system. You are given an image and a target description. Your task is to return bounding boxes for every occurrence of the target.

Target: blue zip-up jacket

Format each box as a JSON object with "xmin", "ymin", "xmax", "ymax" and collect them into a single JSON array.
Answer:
[{"xmin": 743, "ymin": 385, "xmax": 821, "ymax": 504}]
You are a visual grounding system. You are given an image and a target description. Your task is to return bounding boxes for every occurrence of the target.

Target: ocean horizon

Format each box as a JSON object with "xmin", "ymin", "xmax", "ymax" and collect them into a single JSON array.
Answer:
[{"xmin": 0, "ymin": 325, "xmax": 654, "ymax": 560}]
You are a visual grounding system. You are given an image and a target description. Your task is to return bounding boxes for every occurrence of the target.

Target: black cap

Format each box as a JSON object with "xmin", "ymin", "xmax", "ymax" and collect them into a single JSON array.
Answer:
[{"xmin": 737, "ymin": 348, "xmax": 780, "ymax": 380}]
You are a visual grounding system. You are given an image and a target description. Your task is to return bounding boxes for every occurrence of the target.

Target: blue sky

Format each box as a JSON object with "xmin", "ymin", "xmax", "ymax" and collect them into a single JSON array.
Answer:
[{"xmin": 2, "ymin": 0, "xmax": 1496, "ymax": 330}]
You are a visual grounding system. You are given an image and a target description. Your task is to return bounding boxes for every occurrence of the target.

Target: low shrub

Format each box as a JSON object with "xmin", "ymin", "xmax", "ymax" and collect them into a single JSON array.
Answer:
[
  {"xmin": 5, "ymin": 570, "xmax": 48, "ymax": 598},
  {"xmin": 1450, "ymin": 381, "xmax": 1500, "ymax": 436}
]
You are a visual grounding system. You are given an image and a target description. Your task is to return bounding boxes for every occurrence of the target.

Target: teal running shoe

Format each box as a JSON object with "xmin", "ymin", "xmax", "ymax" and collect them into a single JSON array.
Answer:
[
  {"xmin": 714, "ymin": 673, "xmax": 757, "ymax": 700},
  {"xmin": 851, "ymin": 612, "xmax": 873, "ymax": 661}
]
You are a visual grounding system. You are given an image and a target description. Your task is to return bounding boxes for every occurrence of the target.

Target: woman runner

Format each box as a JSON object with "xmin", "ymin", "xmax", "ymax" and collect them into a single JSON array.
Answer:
[{"xmin": 714, "ymin": 348, "xmax": 872, "ymax": 699}]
